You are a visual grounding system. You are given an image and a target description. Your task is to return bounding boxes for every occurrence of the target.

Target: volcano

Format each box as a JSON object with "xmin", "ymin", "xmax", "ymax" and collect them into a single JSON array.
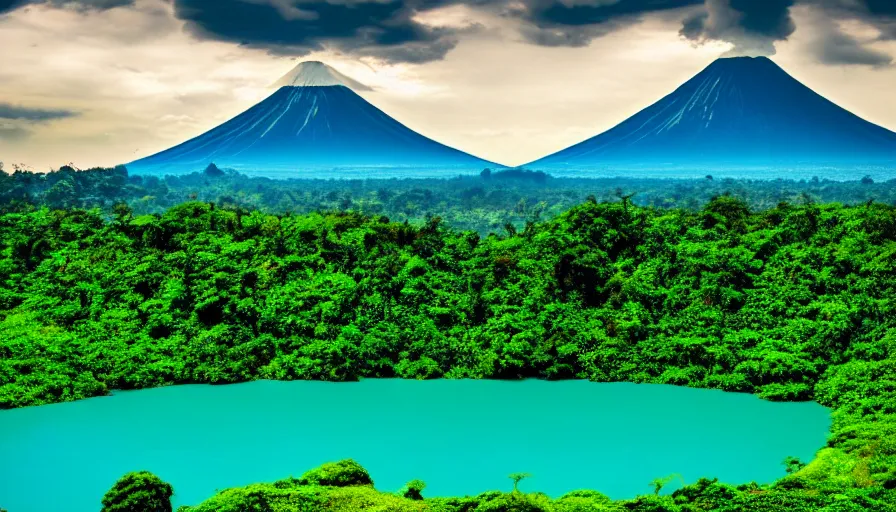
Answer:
[
  {"xmin": 127, "ymin": 62, "xmax": 496, "ymax": 177},
  {"xmin": 527, "ymin": 56, "xmax": 896, "ymax": 176}
]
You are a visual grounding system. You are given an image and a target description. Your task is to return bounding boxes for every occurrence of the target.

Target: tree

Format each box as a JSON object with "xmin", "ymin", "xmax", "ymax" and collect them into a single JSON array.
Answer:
[
  {"xmin": 509, "ymin": 473, "xmax": 532, "ymax": 493},
  {"xmin": 614, "ymin": 189, "xmax": 636, "ymax": 211},
  {"xmin": 297, "ymin": 459, "xmax": 373, "ymax": 487},
  {"xmin": 101, "ymin": 471, "xmax": 173, "ymax": 512},
  {"xmin": 112, "ymin": 202, "xmax": 133, "ymax": 225},
  {"xmin": 703, "ymin": 194, "xmax": 750, "ymax": 232},
  {"xmin": 400, "ymin": 479, "xmax": 426, "ymax": 500},
  {"xmin": 782, "ymin": 456, "xmax": 806, "ymax": 474},
  {"xmin": 44, "ymin": 176, "xmax": 77, "ymax": 207},
  {"xmin": 204, "ymin": 162, "xmax": 225, "ymax": 177},
  {"xmin": 649, "ymin": 474, "xmax": 683, "ymax": 495}
]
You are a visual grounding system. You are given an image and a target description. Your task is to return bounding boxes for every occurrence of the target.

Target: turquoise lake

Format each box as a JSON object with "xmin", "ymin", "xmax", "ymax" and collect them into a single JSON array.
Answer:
[{"xmin": 0, "ymin": 380, "xmax": 831, "ymax": 511}]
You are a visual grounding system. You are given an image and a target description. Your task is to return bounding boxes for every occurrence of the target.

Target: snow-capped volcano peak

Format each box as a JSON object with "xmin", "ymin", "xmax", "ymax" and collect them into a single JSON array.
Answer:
[{"xmin": 272, "ymin": 61, "xmax": 372, "ymax": 91}]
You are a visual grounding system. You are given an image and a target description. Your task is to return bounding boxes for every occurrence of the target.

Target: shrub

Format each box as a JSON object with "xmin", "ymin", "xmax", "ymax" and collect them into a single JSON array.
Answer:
[
  {"xmin": 400, "ymin": 479, "xmax": 426, "ymax": 500},
  {"xmin": 100, "ymin": 471, "xmax": 173, "ymax": 512},
  {"xmin": 297, "ymin": 459, "xmax": 373, "ymax": 487}
]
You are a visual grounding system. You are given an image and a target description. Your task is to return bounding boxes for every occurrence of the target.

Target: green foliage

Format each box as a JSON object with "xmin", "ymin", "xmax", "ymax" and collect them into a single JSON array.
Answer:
[
  {"xmin": 555, "ymin": 490, "xmax": 617, "ymax": 512},
  {"xmin": 173, "ymin": 459, "xmax": 896, "ymax": 512},
  {"xmin": 510, "ymin": 473, "xmax": 533, "ymax": 493},
  {"xmin": 648, "ymin": 474, "xmax": 682, "ymax": 495},
  {"xmin": 297, "ymin": 459, "xmax": 373, "ymax": 487},
  {"xmin": 473, "ymin": 491, "xmax": 553, "ymax": 512},
  {"xmin": 177, "ymin": 480, "xmax": 422, "ymax": 512},
  {"xmin": 2, "ymin": 198, "xmax": 896, "ymax": 492},
  {"xmin": 3, "ymin": 172, "xmax": 896, "ymax": 509},
  {"xmin": 101, "ymin": 471, "xmax": 173, "ymax": 512},
  {"xmin": 780, "ymin": 448, "xmax": 875, "ymax": 491},
  {"xmin": 783, "ymin": 456, "xmax": 807, "ymax": 475},
  {"xmin": 401, "ymin": 479, "xmax": 427, "ymax": 500}
]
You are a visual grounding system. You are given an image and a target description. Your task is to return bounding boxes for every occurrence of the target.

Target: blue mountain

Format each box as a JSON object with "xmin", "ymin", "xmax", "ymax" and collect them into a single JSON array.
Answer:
[
  {"xmin": 527, "ymin": 56, "xmax": 896, "ymax": 175},
  {"xmin": 127, "ymin": 62, "xmax": 496, "ymax": 176}
]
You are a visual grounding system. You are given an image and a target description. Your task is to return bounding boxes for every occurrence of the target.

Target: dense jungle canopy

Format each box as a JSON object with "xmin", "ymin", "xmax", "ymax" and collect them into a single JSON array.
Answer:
[{"xmin": 2, "ymin": 164, "xmax": 895, "ymax": 510}]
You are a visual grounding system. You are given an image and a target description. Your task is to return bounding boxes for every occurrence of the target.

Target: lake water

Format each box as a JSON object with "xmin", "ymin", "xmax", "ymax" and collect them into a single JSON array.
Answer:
[{"xmin": 0, "ymin": 380, "xmax": 831, "ymax": 512}]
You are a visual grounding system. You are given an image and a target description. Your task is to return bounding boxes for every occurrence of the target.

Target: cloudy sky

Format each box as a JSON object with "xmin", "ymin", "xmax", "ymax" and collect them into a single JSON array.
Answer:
[{"xmin": 1, "ymin": 0, "xmax": 895, "ymax": 169}]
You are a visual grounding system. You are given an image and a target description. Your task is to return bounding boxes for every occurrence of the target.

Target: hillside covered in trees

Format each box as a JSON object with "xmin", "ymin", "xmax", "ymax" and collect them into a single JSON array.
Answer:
[
  {"xmin": 3, "ymin": 161, "xmax": 896, "ymax": 509},
  {"xmin": 1, "ymin": 195, "xmax": 895, "ymax": 506}
]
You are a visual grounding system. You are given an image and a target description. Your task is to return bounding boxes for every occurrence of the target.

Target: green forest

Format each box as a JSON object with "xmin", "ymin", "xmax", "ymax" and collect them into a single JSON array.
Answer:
[
  {"xmin": 2, "ymin": 163, "xmax": 895, "ymax": 234},
  {"xmin": 2, "ymin": 165, "xmax": 896, "ymax": 510}
]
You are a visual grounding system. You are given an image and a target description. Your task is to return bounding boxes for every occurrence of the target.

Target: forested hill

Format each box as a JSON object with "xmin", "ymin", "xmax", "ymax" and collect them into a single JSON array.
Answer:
[
  {"xmin": 1, "ymin": 198, "xmax": 896, "ymax": 493},
  {"xmin": 3, "ymin": 164, "xmax": 896, "ymax": 235}
]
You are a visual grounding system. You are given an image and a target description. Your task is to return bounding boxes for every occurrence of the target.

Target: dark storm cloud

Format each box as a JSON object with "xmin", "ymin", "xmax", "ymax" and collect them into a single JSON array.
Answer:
[
  {"xmin": 518, "ymin": 0, "xmax": 891, "ymax": 64},
  {"xmin": 521, "ymin": 0, "xmax": 701, "ymax": 27},
  {"xmin": 172, "ymin": 0, "xmax": 464, "ymax": 64},
  {"xmin": 680, "ymin": 0, "xmax": 796, "ymax": 56},
  {"xmin": 813, "ymin": 0, "xmax": 896, "ymax": 39},
  {"xmin": 800, "ymin": 0, "xmax": 896, "ymax": 65},
  {"xmin": 0, "ymin": 103, "xmax": 78, "ymax": 121},
  {"xmin": 3, "ymin": 0, "xmax": 893, "ymax": 66},
  {"xmin": 816, "ymin": 27, "xmax": 893, "ymax": 66},
  {"xmin": 0, "ymin": 102, "xmax": 66, "ymax": 143},
  {"xmin": 0, "ymin": 125, "xmax": 32, "ymax": 141},
  {"xmin": 816, "ymin": 0, "xmax": 896, "ymax": 19},
  {"xmin": 0, "ymin": 0, "xmax": 27, "ymax": 12},
  {"xmin": 47, "ymin": 0, "xmax": 133, "ymax": 8},
  {"xmin": 509, "ymin": 0, "xmax": 703, "ymax": 47},
  {"xmin": 509, "ymin": 0, "xmax": 799, "ymax": 54},
  {"xmin": 0, "ymin": 0, "xmax": 133, "ymax": 14},
  {"xmin": 356, "ymin": 36, "xmax": 464, "ymax": 64},
  {"xmin": 170, "ymin": 0, "xmax": 707, "ymax": 57},
  {"xmin": 731, "ymin": 0, "xmax": 795, "ymax": 37},
  {"xmin": 862, "ymin": 0, "xmax": 896, "ymax": 16},
  {"xmin": 807, "ymin": 9, "xmax": 892, "ymax": 67}
]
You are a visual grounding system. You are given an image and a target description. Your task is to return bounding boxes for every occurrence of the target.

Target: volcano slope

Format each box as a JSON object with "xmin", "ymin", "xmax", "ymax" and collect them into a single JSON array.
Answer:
[
  {"xmin": 128, "ymin": 62, "xmax": 496, "ymax": 177},
  {"xmin": 528, "ymin": 56, "xmax": 896, "ymax": 175}
]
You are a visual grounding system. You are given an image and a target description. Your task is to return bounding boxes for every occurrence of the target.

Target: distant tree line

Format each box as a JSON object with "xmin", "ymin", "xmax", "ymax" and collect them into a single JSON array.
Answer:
[{"xmin": 2, "ymin": 163, "xmax": 896, "ymax": 235}]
